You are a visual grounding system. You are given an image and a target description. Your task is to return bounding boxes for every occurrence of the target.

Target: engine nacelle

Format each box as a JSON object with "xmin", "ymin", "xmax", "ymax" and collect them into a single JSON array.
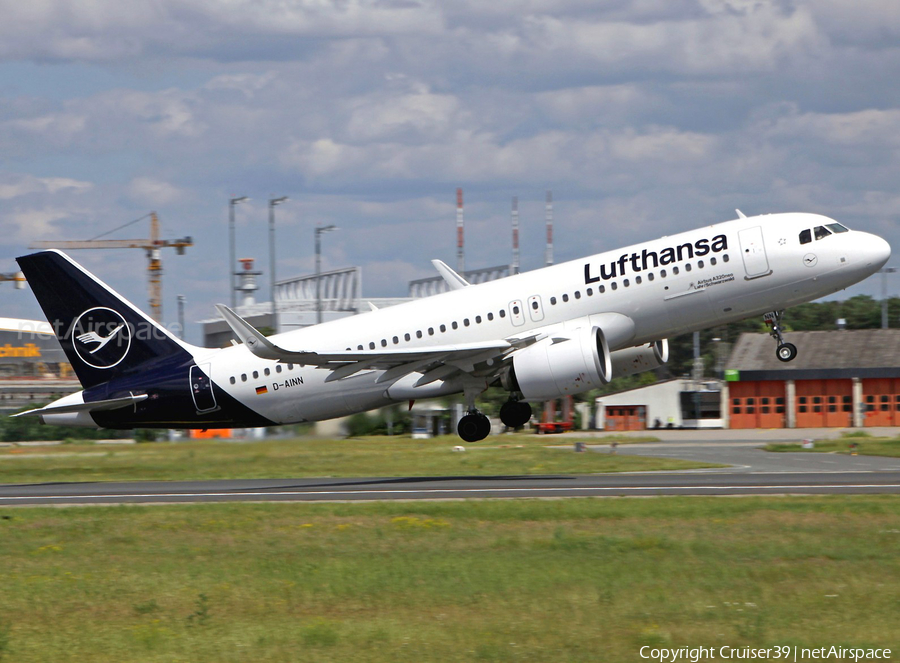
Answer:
[
  {"xmin": 609, "ymin": 339, "xmax": 669, "ymax": 379},
  {"xmin": 508, "ymin": 326, "xmax": 612, "ymax": 401}
]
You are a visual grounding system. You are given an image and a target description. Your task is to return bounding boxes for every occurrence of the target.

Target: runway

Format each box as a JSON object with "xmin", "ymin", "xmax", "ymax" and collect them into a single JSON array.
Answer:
[
  {"xmin": 3, "ymin": 471, "xmax": 900, "ymax": 505},
  {"xmin": 3, "ymin": 440, "xmax": 900, "ymax": 505}
]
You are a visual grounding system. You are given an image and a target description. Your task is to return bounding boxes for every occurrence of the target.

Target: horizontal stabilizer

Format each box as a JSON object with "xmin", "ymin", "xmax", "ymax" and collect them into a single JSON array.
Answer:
[{"xmin": 13, "ymin": 394, "xmax": 148, "ymax": 418}]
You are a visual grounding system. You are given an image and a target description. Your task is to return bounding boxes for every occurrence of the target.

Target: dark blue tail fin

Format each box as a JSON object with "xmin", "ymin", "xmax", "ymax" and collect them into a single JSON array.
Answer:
[{"xmin": 16, "ymin": 250, "xmax": 195, "ymax": 389}]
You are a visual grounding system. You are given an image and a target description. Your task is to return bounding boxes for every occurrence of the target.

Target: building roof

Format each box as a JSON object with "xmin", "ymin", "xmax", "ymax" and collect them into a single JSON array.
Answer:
[
  {"xmin": 0, "ymin": 317, "xmax": 53, "ymax": 335},
  {"xmin": 726, "ymin": 330, "xmax": 900, "ymax": 380}
]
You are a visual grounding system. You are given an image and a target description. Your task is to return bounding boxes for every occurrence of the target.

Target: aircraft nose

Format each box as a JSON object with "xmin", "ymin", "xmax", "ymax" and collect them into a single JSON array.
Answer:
[{"xmin": 868, "ymin": 234, "xmax": 891, "ymax": 270}]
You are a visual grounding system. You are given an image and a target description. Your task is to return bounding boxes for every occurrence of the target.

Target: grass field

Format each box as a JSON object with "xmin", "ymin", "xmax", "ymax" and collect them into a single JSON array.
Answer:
[
  {"xmin": 766, "ymin": 433, "xmax": 900, "ymax": 457},
  {"xmin": 0, "ymin": 434, "xmax": 714, "ymax": 485},
  {"xmin": 1, "ymin": 497, "xmax": 899, "ymax": 662}
]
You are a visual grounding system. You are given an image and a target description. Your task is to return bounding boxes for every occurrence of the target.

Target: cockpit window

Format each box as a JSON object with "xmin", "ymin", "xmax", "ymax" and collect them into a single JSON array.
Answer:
[
  {"xmin": 799, "ymin": 229, "xmax": 812, "ymax": 245},
  {"xmin": 826, "ymin": 223, "xmax": 849, "ymax": 233},
  {"xmin": 814, "ymin": 226, "xmax": 832, "ymax": 240}
]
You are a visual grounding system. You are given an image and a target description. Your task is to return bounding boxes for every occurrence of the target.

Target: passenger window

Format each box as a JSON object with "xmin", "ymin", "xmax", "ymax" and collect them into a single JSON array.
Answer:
[
  {"xmin": 685, "ymin": 263, "xmax": 692, "ymax": 272},
  {"xmin": 697, "ymin": 260, "xmax": 704, "ymax": 268},
  {"xmin": 241, "ymin": 374, "xmax": 247, "ymax": 382},
  {"xmin": 673, "ymin": 266, "xmax": 680, "ymax": 275},
  {"xmin": 440, "ymin": 324, "xmax": 446, "ymax": 332},
  {"xmin": 487, "ymin": 313, "xmax": 494, "ymax": 321},
  {"xmin": 660, "ymin": 269, "xmax": 667, "ymax": 277},
  {"xmin": 229, "ymin": 376, "xmax": 236, "ymax": 385},
  {"xmin": 562, "ymin": 294, "xmax": 568, "ymax": 303},
  {"xmin": 381, "ymin": 339, "xmax": 387, "ymax": 347},
  {"xmin": 623, "ymin": 279, "xmax": 630, "ymax": 287},
  {"xmin": 475, "ymin": 316, "xmax": 482, "ymax": 323},
  {"xmin": 357, "ymin": 344, "xmax": 363, "ymax": 350},
  {"xmin": 464, "ymin": 318, "xmax": 470, "ymax": 326},
  {"xmin": 710, "ymin": 257, "xmax": 717, "ymax": 266},
  {"xmin": 428, "ymin": 327, "xmax": 434, "ymax": 335},
  {"xmin": 369, "ymin": 342, "xmax": 376, "ymax": 349},
  {"xmin": 288, "ymin": 363, "xmax": 294, "ymax": 370},
  {"xmin": 499, "ymin": 310, "xmax": 506, "ymax": 318},
  {"xmin": 586, "ymin": 288, "xmax": 593, "ymax": 296},
  {"xmin": 404, "ymin": 333, "xmax": 410, "ymax": 341},
  {"xmin": 723, "ymin": 254, "xmax": 729, "ymax": 262},
  {"xmin": 648, "ymin": 272, "xmax": 654, "ymax": 281},
  {"xmin": 416, "ymin": 331, "xmax": 422, "ymax": 338},
  {"xmin": 799, "ymin": 229, "xmax": 812, "ymax": 245},
  {"xmin": 276, "ymin": 365, "xmax": 283, "ymax": 373},
  {"xmin": 611, "ymin": 282, "xmax": 618, "ymax": 290},
  {"xmin": 574, "ymin": 291, "xmax": 581, "ymax": 299},
  {"xmin": 451, "ymin": 321, "xmax": 458, "ymax": 330},
  {"xmin": 550, "ymin": 297, "xmax": 557, "ymax": 305},
  {"xmin": 814, "ymin": 226, "xmax": 831, "ymax": 240},
  {"xmin": 264, "ymin": 368, "xmax": 270, "ymax": 376},
  {"xmin": 253, "ymin": 370, "xmax": 259, "ymax": 379},
  {"xmin": 392, "ymin": 336, "xmax": 399, "ymax": 344},
  {"xmin": 512, "ymin": 305, "xmax": 520, "ymax": 314},
  {"xmin": 599, "ymin": 285, "xmax": 605, "ymax": 293}
]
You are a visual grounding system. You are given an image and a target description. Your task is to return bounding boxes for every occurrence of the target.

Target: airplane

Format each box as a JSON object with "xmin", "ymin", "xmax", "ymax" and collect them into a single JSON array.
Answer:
[{"xmin": 13, "ymin": 211, "xmax": 891, "ymax": 442}]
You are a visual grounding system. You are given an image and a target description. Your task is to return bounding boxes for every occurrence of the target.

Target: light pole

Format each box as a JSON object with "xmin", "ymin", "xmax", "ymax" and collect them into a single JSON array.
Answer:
[
  {"xmin": 228, "ymin": 196, "xmax": 249, "ymax": 308},
  {"xmin": 315, "ymin": 224, "xmax": 337, "ymax": 324},
  {"xmin": 177, "ymin": 294, "xmax": 186, "ymax": 340},
  {"xmin": 268, "ymin": 196, "xmax": 288, "ymax": 331},
  {"xmin": 881, "ymin": 267, "xmax": 897, "ymax": 329}
]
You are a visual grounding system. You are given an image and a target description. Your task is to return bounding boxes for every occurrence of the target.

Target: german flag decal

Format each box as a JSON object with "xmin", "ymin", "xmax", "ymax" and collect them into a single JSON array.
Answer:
[{"xmin": 255, "ymin": 385, "xmax": 268, "ymax": 395}]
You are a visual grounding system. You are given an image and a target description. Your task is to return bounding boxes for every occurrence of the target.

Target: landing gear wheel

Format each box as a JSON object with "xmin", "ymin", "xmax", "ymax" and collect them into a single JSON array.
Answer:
[
  {"xmin": 776, "ymin": 342, "xmax": 797, "ymax": 362},
  {"xmin": 458, "ymin": 413, "xmax": 490, "ymax": 442},
  {"xmin": 500, "ymin": 400, "xmax": 532, "ymax": 428},
  {"xmin": 765, "ymin": 310, "xmax": 799, "ymax": 362}
]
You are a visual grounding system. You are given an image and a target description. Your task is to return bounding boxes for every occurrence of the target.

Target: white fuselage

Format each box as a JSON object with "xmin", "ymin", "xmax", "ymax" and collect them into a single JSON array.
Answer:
[{"xmin": 187, "ymin": 212, "xmax": 889, "ymax": 424}]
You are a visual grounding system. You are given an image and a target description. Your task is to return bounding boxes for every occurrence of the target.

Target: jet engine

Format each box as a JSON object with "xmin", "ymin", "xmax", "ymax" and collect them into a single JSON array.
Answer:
[
  {"xmin": 506, "ymin": 325, "xmax": 612, "ymax": 401},
  {"xmin": 609, "ymin": 340, "xmax": 669, "ymax": 379}
]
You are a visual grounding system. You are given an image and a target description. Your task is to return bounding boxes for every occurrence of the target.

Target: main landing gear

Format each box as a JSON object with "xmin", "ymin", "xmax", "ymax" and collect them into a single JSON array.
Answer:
[
  {"xmin": 457, "ymin": 382, "xmax": 492, "ymax": 442},
  {"xmin": 764, "ymin": 310, "xmax": 797, "ymax": 362},
  {"xmin": 499, "ymin": 398, "xmax": 532, "ymax": 429},
  {"xmin": 457, "ymin": 411, "xmax": 491, "ymax": 442}
]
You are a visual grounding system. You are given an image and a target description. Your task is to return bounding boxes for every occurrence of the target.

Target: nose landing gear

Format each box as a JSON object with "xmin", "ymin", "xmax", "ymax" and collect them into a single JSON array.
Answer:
[{"xmin": 765, "ymin": 310, "xmax": 797, "ymax": 362}]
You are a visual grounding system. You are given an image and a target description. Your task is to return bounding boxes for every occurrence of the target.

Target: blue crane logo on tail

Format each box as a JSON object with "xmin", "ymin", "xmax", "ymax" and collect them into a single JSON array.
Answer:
[{"xmin": 71, "ymin": 307, "xmax": 132, "ymax": 369}]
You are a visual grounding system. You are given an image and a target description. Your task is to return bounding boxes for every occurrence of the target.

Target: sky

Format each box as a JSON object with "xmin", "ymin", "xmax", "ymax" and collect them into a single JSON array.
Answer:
[{"xmin": 1, "ymin": 0, "xmax": 899, "ymax": 344}]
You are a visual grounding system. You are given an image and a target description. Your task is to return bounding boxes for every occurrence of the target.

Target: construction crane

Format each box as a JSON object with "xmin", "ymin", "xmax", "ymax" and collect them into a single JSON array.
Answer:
[
  {"xmin": 29, "ymin": 212, "xmax": 192, "ymax": 322},
  {"xmin": 0, "ymin": 271, "xmax": 26, "ymax": 289}
]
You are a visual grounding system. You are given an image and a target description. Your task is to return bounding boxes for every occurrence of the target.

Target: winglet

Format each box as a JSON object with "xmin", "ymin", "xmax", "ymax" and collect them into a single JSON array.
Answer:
[{"xmin": 431, "ymin": 260, "xmax": 470, "ymax": 290}]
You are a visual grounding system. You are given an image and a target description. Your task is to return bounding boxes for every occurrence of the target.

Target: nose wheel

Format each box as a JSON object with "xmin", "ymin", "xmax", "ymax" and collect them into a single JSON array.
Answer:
[
  {"xmin": 777, "ymin": 342, "xmax": 797, "ymax": 362},
  {"xmin": 765, "ymin": 310, "xmax": 798, "ymax": 362}
]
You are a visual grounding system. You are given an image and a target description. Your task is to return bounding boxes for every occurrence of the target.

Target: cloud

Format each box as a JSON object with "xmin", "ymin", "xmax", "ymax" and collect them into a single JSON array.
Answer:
[
  {"xmin": 127, "ymin": 177, "xmax": 187, "ymax": 206},
  {"xmin": 0, "ymin": 173, "xmax": 92, "ymax": 200}
]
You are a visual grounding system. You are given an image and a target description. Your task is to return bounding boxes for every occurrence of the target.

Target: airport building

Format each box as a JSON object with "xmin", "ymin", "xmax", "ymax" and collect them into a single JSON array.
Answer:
[
  {"xmin": 724, "ymin": 329, "xmax": 900, "ymax": 429},
  {"xmin": 0, "ymin": 317, "xmax": 80, "ymax": 413}
]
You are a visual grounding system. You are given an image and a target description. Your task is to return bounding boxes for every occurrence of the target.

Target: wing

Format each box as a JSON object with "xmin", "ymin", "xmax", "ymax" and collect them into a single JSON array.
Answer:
[{"xmin": 215, "ymin": 304, "xmax": 541, "ymax": 386}]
